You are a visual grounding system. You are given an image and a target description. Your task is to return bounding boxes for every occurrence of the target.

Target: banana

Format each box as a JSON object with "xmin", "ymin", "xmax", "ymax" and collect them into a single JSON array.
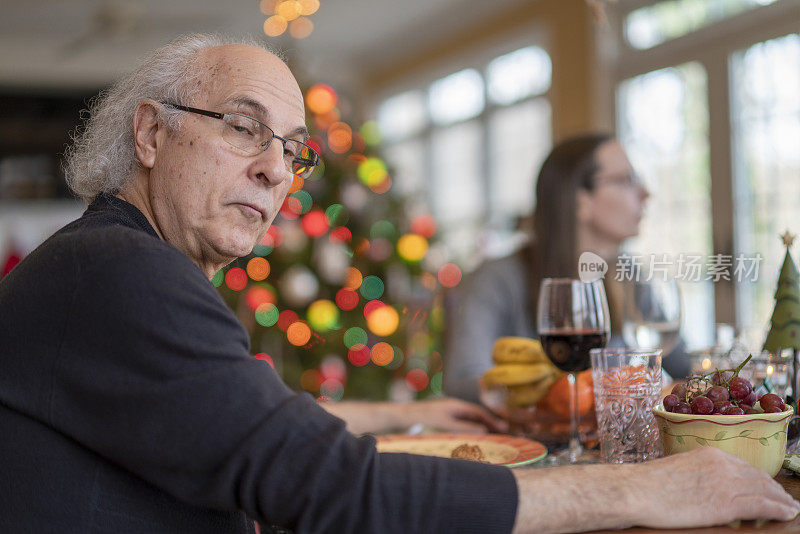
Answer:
[
  {"xmin": 492, "ymin": 337, "xmax": 550, "ymax": 365},
  {"xmin": 506, "ymin": 373, "xmax": 561, "ymax": 406},
  {"xmin": 482, "ymin": 362, "xmax": 554, "ymax": 387}
]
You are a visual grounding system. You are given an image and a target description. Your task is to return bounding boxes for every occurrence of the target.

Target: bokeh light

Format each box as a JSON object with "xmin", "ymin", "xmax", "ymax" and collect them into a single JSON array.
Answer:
[
  {"xmin": 366, "ymin": 238, "xmax": 392, "ymax": 262},
  {"xmin": 406, "ymin": 369, "xmax": 430, "ymax": 392},
  {"xmin": 277, "ymin": 309, "xmax": 299, "ymax": 331},
  {"xmin": 211, "ymin": 269, "xmax": 224, "ymax": 287},
  {"xmin": 370, "ymin": 342, "xmax": 394, "ymax": 366},
  {"xmin": 344, "ymin": 267, "xmax": 363, "ymax": 289},
  {"xmin": 290, "ymin": 190, "xmax": 313, "ymax": 214},
  {"xmin": 329, "ymin": 226, "xmax": 352, "ymax": 243},
  {"xmin": 307, "ymin": 299, "xmax": 339, "ymax": 332},
  {"xmin": 255, "ymin": 303, "xmax": 280, "ymax": 327},
  {"xmin": 254, "ymin": 352, "xmax": 274, "ymax": 367},
  {"xmin": 280, "ymin": 196, "xmax": 302, "ymax": 220},
  {"xmin": 359, "ymin": 275, "xmax": 385, "ymax": 300},
  {"xmin": 397, "ymin": 234, "xmax": 429, "ymax": 262},
  {"xmin": 301, "ymin": 209, "xmax": 329, "ymax": 237},
  {"xmin": 343, "ymin": 326, "xmax": 368, "ymax": 348},
  {"xmin": 348, "ymin": 344, "xmax": 371, "ymax": 367},
  {"xmin": 409, "ymin": 331, "xmax": 432, "ymax": 357},
  {"xmin": 351, "ymin": 131, "xmax": 366, "ymax": 154},
  {"xmin": 325, "ymin": 204, "xmax": 348, "ymax": 226},
  {"xmin": 360, "ymin": 121, "xmax": 382, "ymax": 146},
  {"xmin": 306, "ymin": 84, "xmax": 337, "ymax": 115},
  {"xmin": 437, "ymin": 263, "xmax": 462, "ymax": 288},
  {"xmin": 287, "ymin": 321, "xmax": 312, "ymax": 346},
  {"xmin": 430, "ymin": 372, "xmax": 443, "ymax": 395},
  {"xmin": 315, "ymin": 109, "xmax": 341, "ymax": 130},
  {"xmin": 276, "ymin": 0, "xmax": 301, "ymax": 21},
  {"xmin": 319, "ymin": 378, "xmax": 344, "ymax": 401},
  {"xmin": 225, "ymin": 267, "xmax": 248, "ymax": 291},
  {"xmin": 385, "ymin": 345, "xmax": 405, "ymax": 370},
  {"xmin": 410, "ymin": 214, "xmax": 437, "ymax": 238},
  {"xmin": 356, "ymin": 157, "xmax": 388, "ymax": 186},
  {"xmin": 298, "ymin": 0, "xmax": 320, "ymax": 15},
  {"xmin": 260, "ymin": 0, "xmax": 279, "ymax": 15},
  {"xmin": 247, "ymin": 257, "xmax": 271, "ymax": 281},
  {"xmin": 246, "ymin": 285, "xmax": 276, "ymax": 310},
  {"xmin": 369, "ymin": 220, "xmax": 395, "ymax": 239},
  {"xmin": 366, "ymin": 305, "xmax": 399, "ymax": 337},
  {"xmin": 353, "ymin": 238, "xmax": 370, "ymax": 256},
  {"xmin": 407, "ymin": 358, "xmax": 429, "ymax": 372},
  {"xmin": 264, "ymin": 15, "xmax": 288, "ymax": 36},
  {"xmin": 363, "ymin": 299, "xmax": 386, "ymax": 319},
  {"xmin": 335, "ymin": 288, "xmax": 359, "ymax": 311},
  {"xmin": 328, "ymin": 122, "xmax": 353, "ymax": 154},
  {"xmin": 320, "ymin": 355, "xmax": 347, "ymax": 382},
  {"xmin": 369, "ymin": 176, "xmax": 392, "ymax": 194},
  {"xmin": 289, "ymin": 16, "xmax": 313, "ymax": 39},
  {"xmin": 419, "ymin": 272, "xmax": 437, "ymax": 291},
  {"xmin": 288, "ymin": 174, "xmax": 304, "ymax": 194},
  {"xmin": 300, "ymin": 368, "xmax": 323, "ymax": 392}
]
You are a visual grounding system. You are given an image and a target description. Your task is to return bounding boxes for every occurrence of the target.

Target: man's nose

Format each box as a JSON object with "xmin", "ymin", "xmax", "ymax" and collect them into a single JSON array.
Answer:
[{"xmin": 251, "ymin": 140, "xmax": 290, "ymax": 188}]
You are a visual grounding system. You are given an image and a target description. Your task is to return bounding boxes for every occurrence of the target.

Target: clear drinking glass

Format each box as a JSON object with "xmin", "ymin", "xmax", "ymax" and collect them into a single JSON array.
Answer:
[
  {"xmin": 590, "ymin": 348, "xmax": 663, "ymax": 463},
  {"xmin": 621, "ymin": 278, "xmax": 682, "ymax": 355},
  {"xmin": 537, "ymin": 278, "xmax": 610, "ymax": 464}
]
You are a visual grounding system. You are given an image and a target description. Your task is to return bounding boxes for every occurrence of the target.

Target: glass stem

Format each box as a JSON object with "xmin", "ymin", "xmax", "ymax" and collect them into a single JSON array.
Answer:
[{"xmin": 568, "ymin": 372, "xmax": 582, "ymax": 460}]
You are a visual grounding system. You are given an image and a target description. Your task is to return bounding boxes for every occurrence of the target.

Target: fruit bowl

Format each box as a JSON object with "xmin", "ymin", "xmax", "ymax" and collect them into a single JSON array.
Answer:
[
  {"xmin": 479, "ymin": 376, "xmax": 598, "ymax": 448},
  {"xmin": 653, "ymin": 404, "xmax": 794, "ymax": 476}
]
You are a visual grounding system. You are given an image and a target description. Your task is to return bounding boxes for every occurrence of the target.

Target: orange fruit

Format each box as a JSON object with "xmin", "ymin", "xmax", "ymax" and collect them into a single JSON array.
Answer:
[{"xmin": 538, "ymin": 370, "xmax": 594, "ymax": 418}]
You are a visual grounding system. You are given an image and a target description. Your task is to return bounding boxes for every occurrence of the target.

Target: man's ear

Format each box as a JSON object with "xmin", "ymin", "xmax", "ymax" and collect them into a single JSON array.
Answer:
[
  {"xmin": 575, "ymin": 189, "xmax": 594, "ymax": 224},
  {"xmin": 133, "ymin": 99, "xmax": 162, "ymax": 169}
]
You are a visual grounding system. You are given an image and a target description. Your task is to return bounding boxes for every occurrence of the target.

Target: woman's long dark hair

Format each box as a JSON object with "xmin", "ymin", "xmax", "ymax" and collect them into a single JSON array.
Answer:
[{"xmin": 524, "ymin": 133, "xmax": 614, "ymax": 328}]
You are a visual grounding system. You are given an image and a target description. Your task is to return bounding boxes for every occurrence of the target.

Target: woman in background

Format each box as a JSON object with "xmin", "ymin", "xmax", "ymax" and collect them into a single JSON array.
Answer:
[{"xmin": 443, "ymin": 133, "xmax": 690, "ymax": 403}]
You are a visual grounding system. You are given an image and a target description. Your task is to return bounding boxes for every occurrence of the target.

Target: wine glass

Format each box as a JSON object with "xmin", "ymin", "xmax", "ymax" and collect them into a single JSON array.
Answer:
[
  {"xmin": 538, "ymin": 278, "xmax": 610, "ymax": 464},
  {"xmin": 621, "ymin": 277, "xmax": 681, "ymax": 355}
]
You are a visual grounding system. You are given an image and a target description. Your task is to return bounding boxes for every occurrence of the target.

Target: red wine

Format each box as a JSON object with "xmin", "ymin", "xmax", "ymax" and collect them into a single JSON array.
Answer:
[{"xmin": 540, "ymin": 330, "xmax": 608, "ymax": 373}]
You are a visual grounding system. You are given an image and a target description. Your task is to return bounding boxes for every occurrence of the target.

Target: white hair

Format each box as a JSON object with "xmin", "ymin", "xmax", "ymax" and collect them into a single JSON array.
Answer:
[{"xmin": 64, "ymin": 33, "xmax": 284, "ymax": 202}]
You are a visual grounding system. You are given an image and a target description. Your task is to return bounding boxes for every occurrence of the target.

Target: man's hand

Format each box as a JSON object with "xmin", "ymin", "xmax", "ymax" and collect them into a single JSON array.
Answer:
[
  {"xmin": 399, "ymin": 397, "xmax": 508, "ymax": 434},
  {"xmin": 512, "ymin": 447, "xmax": 800, "ymax": 534},
  {"xmin": 320, "ymin": 397, "xmax": 506, "ymax": 435},
  {"xmin": 630, "ymin": 447, "xmax": 799, "ymax": 528}
]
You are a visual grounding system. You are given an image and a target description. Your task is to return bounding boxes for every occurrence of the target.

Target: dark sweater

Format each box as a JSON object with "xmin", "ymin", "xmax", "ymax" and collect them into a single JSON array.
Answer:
[{"xmin": 0, "ymin": 193, "xmax": 517, "ymax": 534}]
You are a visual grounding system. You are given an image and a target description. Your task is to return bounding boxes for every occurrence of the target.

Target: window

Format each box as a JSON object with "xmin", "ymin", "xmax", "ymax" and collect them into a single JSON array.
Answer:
[
  {"xmin": 377, "ymin": 45, "xmax": 552, "ymax": 264},
  {"xmin": 617, "ymin": 61, "xmax": 714, "ymax": 350},
  {"xmin": 611, "ymin": 0, "xmax": 799, "ymax": 345},
  {"xmin": 731, "ymin": 33, "xmax": 800, "ymax": 330},
  {"xmin": 625, "ymin": 0, "xmax": 780, "ymax": 50}
]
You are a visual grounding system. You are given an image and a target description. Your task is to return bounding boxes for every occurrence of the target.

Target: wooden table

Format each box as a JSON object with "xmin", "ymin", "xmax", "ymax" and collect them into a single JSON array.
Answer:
[{"xmin": 589, "ymin": 470, "xmax": 800, "ymax": 533}]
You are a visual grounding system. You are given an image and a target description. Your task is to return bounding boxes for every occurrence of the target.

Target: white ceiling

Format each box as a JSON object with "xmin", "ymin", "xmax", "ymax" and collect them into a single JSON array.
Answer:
[{"xmin": 0, "ymin": 0, "xmax": 535, "ymax": 94}]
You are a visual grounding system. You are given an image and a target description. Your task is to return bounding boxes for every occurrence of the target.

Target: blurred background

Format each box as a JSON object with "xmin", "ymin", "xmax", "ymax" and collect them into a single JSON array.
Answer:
[{"xmin": 2, "ymin": 0, "xmax": 799, "ymax": 399}]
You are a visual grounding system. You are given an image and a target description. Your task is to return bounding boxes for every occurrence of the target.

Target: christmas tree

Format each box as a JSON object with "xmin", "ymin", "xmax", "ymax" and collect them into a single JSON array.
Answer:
[
  {"xmin": 214, "ymin": 84, "xmax": 461, "ymax": 401},
  {"xmin": 763, "ymin": 231, "xmax": 800, "ymax": 353}
]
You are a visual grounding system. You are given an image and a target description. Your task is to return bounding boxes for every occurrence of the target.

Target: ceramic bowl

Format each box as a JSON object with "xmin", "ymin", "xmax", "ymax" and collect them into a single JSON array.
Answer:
[{"xmin": 653, "ymin": 405, "xmax": 794, "ymax": 477}]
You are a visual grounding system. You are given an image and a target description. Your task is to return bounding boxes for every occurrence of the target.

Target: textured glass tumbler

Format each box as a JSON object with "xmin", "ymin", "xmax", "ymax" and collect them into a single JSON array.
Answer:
[{"xmin": 590, "ymin": 348, "xmax": 663, "ymax": 463}]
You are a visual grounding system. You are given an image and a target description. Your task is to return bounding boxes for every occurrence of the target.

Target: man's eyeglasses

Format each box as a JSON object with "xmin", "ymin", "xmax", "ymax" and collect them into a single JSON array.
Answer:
[{"xmin": 162, "ymin": 102, "xmax": 320, "ymax": 179}]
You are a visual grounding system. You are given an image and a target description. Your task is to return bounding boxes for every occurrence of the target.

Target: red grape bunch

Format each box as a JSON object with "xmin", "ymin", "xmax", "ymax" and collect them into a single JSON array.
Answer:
[{"xmin": 661, "ymin": 355, "xmax": 788, "ymax": 416}]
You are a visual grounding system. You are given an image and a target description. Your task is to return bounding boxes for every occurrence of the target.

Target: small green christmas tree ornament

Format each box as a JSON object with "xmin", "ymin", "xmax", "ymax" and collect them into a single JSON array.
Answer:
[{"xmin": 763, "ymin": 230, "xmax": 800, "ymax": 352}]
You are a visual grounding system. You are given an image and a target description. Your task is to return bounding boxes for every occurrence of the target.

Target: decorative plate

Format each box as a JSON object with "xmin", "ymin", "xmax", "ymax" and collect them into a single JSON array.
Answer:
[{"xmin": 375, "ymin": 433, "xmax": 547, "ymax": 468}]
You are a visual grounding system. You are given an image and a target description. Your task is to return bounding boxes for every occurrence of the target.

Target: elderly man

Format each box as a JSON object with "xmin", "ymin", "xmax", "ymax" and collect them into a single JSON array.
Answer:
[{"xmin": 0, "ymin": 34, "xmax": 797, "ymax": 534}]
